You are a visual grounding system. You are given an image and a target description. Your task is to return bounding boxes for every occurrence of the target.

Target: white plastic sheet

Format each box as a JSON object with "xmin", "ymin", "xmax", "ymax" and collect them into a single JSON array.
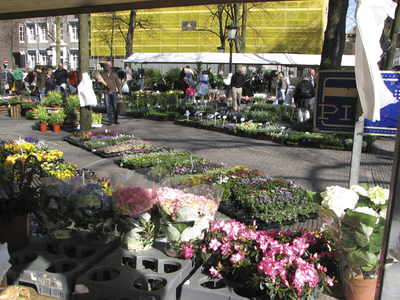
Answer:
[
  {"xmin": 223, "ymin": 73, "xmax": 233, "ymax": 86},
  {"xmin": 0, "ymin": 243, "xmax": 11, "ymax": 291},
  {"xmin": 78, "ymin": 72, "xmax": 97, "ymax": 107},
  {"xmin": 355, "ymin": 0, "xmax": 397, "ymax": 121}
]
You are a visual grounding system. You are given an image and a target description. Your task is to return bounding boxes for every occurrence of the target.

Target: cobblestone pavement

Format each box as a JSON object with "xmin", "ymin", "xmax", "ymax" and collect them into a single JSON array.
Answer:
[{"xmin": 1, "ymin": 112, "xmax": 396, "ymax": 300}]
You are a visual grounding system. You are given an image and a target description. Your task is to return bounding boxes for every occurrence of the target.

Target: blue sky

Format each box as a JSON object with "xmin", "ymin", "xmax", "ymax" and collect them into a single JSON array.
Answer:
[{"xmin": 346, "ymin": 0, "xmax": 358, "ymax": 33}]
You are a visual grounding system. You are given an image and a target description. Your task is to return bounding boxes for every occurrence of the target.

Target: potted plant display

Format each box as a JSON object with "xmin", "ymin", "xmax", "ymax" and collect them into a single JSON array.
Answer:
[
  {"xmin": 42, "ymin": 91, "xmax": 64, "ymax": 108},
  {"xmin": 48, "ymin": 109, "xmax": 66, "ymax": 133},
  {"xmin": 33, "ymin": 106, "xmax": 50, "ymax": 132}
]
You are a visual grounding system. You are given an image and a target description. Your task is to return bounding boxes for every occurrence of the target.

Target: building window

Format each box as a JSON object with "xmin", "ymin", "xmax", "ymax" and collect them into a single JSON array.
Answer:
[
  {"xmin": 60, "ymin": 22, "xmax": 64, "ymax": 40},
  {"xmin": 40, "ymin": 25, "xmax": 48, "ymax": 42},
  {"xmin": 40, "ymin": 53, "xmax": 47, "ymax": 65},
  {"xmin": 27, "ymin": 25, "xmax": 36, "ymax": 43},
  {"xmin": 28, "ymin": 53, "xmax": 36, "ymax": 68},
  {"xmin": 71, "ymin": 53, "xmax": 78, "ymax": 69},
  {"xmin": 70, "ymin": 23, "xmax": 78, "ymax": 42},
  {"xmin": 19, "ymin": 25, "xmax": 25, "ymax": 43}
]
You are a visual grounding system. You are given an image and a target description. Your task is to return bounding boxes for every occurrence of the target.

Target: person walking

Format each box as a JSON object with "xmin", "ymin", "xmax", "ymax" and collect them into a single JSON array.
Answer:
[
  {"xmin": 54, "ymin": 62, "xmax": 69, "ymax": 97},
  {"xmin": 98, "ymin": 60, "xmax": 122, "ymax": 126},
  {"xmin": 277, "ymin": 71, "xmax": 287, "ymax": 104},
  {"xmin": 34, "ymin": 66, "xmax": 46, "ymax": 103},
  {"xmin": 294, "ymin": 76, "xmax": 315, "ymax": 121},
  {"xmin": 44, "ymin": 68, "xmax": 56, "ymax": 96},
  {"xmin": 24, "ymin": 70, "xmax": 36, "ymax": 93},
  {"xmin": 7, "ymin": 69, "xmax": 13, "ymax": 95},
  {"xmin": 231, "ymin": 67, "xmax": 245, "ymax": 111},
  {"xmin": 1, "ymin": 68, "xmax": 6, "ymax": 94},
  {"xmin": 308, "ymin": 69, "xmax": 316, "ymax": 87},
  {"xmin": 68, "ymin": 68, "xmax": 78, "ymax": 89},
  {"xmin": 124, "ymin": 63, "xmax": 133, "ymax": 95},
  {"xmin": 12, "ymin": 65, "xmax": 23, "ymax": 95}
]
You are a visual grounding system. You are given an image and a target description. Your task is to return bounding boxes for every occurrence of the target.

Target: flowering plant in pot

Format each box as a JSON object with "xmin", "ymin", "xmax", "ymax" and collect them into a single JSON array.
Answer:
[
  {"xmin": 195, "ymin": 219, "xmax": 337, "ymax": 300},
  {"xmin": 48, "ymin": 109, "xmax": 66, "ymax": 125},
  {"xmin": 33, "ymin": 106, "xmax": 49, "ymax": 124},
  {"xmin": 308, "ymin": 184, "xmax": 388, "ymax": 300},
  {"xmin": 42, "ymin": 91, "xmax": 64, "ymax": 107}
]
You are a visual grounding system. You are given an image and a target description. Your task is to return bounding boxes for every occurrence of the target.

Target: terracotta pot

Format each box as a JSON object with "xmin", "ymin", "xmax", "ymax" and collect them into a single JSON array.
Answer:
[
  {"xmin": 344, "ymin": 277, "xmax": 377, "ymax": 300},
  {"xmin": 39, "ymin": 123, "xmax": 47, "ymax": 132},
  {"xmin": 0, "ymin": 213, "xmax": 29, "ymax": 251},
  {"xmin": 51, "ymin": 105, "xmax": 61, "ymax": 108},
  {"xmin": 53, "ymin": 124, "xmax": 61, "ymax": 133}
]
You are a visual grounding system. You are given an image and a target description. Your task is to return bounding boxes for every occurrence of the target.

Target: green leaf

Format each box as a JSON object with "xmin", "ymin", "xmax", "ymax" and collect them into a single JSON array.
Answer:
[
  {"xmin": 307, "ymin": 190, "xmax": 323, "ymax": 205},
  {"xmin": 345, "ymin": 210, "xmax": 378, "ymax": 228},
  {"xmin": 354, "ymin": 231, "xmax": 370, "ymax": 248},
  {"xmin": 163, "ymin": 225, "xmax": 181, "ymax": 242},
  {"xmin": 347, "ymin": 250, "xmax": 378, "ymax": 269},
  {"xmin": 359, "ymin": 183, "xmax": 370, "ymax": 190}
]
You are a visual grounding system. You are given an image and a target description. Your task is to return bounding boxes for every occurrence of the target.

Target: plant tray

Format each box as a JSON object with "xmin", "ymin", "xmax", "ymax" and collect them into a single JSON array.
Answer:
[
  {"xmin": 7, "ymin": 235, "xmax": 121, "ymax": 300},
  {"xmin": 63, "ymin": 137, "xmax": 84, "ymax": 148},
  {"xmin": 72, "ymin": 241, "xmax": 195, "ymax": 300}
]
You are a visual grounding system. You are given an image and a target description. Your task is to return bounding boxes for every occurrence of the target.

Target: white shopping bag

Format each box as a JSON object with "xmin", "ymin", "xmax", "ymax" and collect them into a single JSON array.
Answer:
[
  {"xmin": 78, "ymin": 72, "xmax": 98, "ymax": 107},
  {"xmin": 122, "ymin": 83, "xmax": 129, "ymax": 93},
  {"xmin": 223, "ymin": 73, "xmax": 233, "ymax": 86}
]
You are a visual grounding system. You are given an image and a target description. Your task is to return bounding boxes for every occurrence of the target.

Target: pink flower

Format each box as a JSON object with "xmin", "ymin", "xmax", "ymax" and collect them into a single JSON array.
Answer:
[
  {"xmin": 181, "ymin": 243, "xmax": 194, "ymax": 259},
  {"xmin": 209, "ymin": 238, "xmax": 222, "ymax": 251},
  {"xmin": 220, "ymin": 242, "xmax": 232, "ymax": 255},
  {"xmin": 209, "ymin": 266, "xmax": 221, "ymax": 278},
  {"xmin": 229, "ymin": 251, "xmax": 245, "ymax": 265}
]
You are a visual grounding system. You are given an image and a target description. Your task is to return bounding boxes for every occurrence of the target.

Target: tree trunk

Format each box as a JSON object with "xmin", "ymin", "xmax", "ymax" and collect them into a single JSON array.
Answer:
[
  {"xmin": 380, "ymin": 0, "xmax": 400, "ymax": 70},
  {"xmin": 78, "ymin": 14, "xmax": 92, "ymax": 132},
  {"xmin": 56, "ymin": 17, "xmax": 61, "ymax": 66},
  {"xmin": 235, "ymin": 3, "xmax": 246, "ymax": 53},
  {"xmin": 320, "ymin": 0, "xmax": 348, "ymax": 70},
  {"xmin": 218, "ymin": 5, "xmax": 226, "ymax": 49},
  {"xmin": 125, "ymin": 10, "xmax": 136, "ymax": 57}
]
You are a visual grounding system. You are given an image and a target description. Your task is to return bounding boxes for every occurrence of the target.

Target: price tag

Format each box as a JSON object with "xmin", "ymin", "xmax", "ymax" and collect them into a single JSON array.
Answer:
[
  {"xmin": 233, "ymin": 116, "xmax": 236, "ymax": 119},
  {"xmin": 217, "ymin": 115, "xmax": 221, "ymax": 119},
  {"xmin": 147, "ymin": 104, "xmax": 150, "ymax": 107},
  {"xmin": 155, "ymin": 103, "xmax": 159, "ymax": 106},
  {"xmin": 223, "ymin": 116, "xmax": 227, "ymax": 120},
  {"xmin": 166, "ymin": 105, "xmax": 170, "ymax": 108},
  {"xmin": 241, "ymin": 118, "xmax": 245, "ymax": 122},
  {"xmin": 186, "ymin": 102, "xmax": 189, "ymax": 106},
  {"xmin": 199, "ymin": 113, "xmax": 203, "ymax": 116}
]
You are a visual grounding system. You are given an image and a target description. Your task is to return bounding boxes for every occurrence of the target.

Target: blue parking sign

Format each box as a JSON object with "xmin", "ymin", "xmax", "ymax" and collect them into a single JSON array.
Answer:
[{"xmin": 314, "ymin": 70, "xmax": 399, "ymax": 135}]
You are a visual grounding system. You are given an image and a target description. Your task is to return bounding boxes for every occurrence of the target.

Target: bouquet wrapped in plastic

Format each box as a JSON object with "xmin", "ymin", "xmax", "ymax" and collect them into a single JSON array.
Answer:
[
  {"xmin": 308, "ymin": 184, "xmax": 388, "ymax": 300},
  {"xmin": 111, "ymin": 169, "xmax": 168, "ymax": 251},
  {"xmin": 39, "ymin": 177, "xmax": 78, "ymax": 239},
  {"xmin": 71, "ymin": 181, "xmax": 115, "ymax": 245},
  {"xmin": 156, "ymin": 179, "xmax": 224, "ymax": 258}
]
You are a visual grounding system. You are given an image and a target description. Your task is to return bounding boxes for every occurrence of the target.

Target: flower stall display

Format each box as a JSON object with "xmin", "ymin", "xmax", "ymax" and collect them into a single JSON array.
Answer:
[
  {"xmin": 92, "ymin": 112, "xmax": 103, "ymax": 127},
  {"xmin": 308, "ymin": 184, "xmax": 388, "ymax": 300},
  {"xmin": 155, "ymin": 182, "xmax": 224, "ymax": 258},
  {"xmin": 198, "ymin": 219, "xmax": 337, "ymax": 300},
  {"xmin": 111, "ymin": 169, "xmax": 168, "ymax": 251}
]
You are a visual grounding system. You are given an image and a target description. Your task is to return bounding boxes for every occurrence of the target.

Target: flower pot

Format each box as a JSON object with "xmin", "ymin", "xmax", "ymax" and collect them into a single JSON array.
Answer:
[
  {"xmin": 0, "ymin": 213, "xmax": 29, "ymax": 251},
  {"xmin": 9, "ymin": 104, "xmax": 21, "ymax": 118},
  {"xmin": 39, "ymin": 123, "xmax": 47, "ymax": 132},
  {"xmin": 53, "ymin": 124, "xmax": 61, "ymax": 133},
  {"xmin": 51, "ymin": 105, "xmax": 61, "ymax": 108},
  {"xmin": 344, "ymin": 277, "xmax": 377, "ymax": 300},
  {"xmin": 164, "ymin": 242, "xmax": 183, "ymax": 258}
]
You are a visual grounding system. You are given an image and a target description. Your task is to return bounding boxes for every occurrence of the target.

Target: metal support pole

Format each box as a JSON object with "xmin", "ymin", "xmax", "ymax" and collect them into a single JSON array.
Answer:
[
  {"xmin": 226, "ymin": 40, "xmax": 234, "ymax": 102},
  {"xmin": 376, "ymin": 108, "xmax": 400, "ymax": 299},
  {"xmin": 349, "ymin": 97, "xmax": 364, "ymax": 187}
]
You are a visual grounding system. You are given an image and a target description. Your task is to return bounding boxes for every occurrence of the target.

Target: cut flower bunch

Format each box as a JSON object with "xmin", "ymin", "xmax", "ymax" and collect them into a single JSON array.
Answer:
[
  {"xmin": 195, "ymin": 219, "xmax": 337, "ymax": 300},
  {"xmin": 308, "ymin": 184, "xmax": 388, "ymax": 280}
]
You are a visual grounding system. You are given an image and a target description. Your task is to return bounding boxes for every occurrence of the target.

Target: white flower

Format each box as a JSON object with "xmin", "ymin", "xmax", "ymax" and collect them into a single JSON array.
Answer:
[
  {"xmin": 321, "ymin": 185, "xmax": 359, "ymax": 218},
  {"xmin": 379, "ymin": 208, "xmax": 387, "ymax": 219},
  {"xmin": 368, "ymin": 186, "xmax": 388, "ymax": 205},
  {"xmin": 350, "ymin": 185, "xmax": 368, "ymax": 197},
  {"xmin": 354, "ymin": 206, "xmax": 379, "ymax": 218}
]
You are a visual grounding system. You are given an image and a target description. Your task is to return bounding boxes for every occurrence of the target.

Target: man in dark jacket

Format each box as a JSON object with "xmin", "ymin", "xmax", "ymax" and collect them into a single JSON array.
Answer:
[
  {"xmin": 34, "ymin": 66, "xmax": 46, "ymax": 103},
  {"xmin": 54, "ymin": 62, "xmax": 69, "ymax": 97},
  {"xmin": 231, "ymin": 67, "xmax": 245, "ymax": 111},
  {"xmin": 294, "ymin": 77, "xmax": 315, "ymax": 111}
]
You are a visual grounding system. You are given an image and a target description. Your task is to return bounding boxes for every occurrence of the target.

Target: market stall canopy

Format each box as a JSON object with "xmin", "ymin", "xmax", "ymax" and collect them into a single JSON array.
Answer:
[
  {"xmin": 124, "ymin": 52, "xmax": 356, "ymax": 67},
  {"xmin": 0, "ymin": 0, "xmax": 298, "ymax": 20}
]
